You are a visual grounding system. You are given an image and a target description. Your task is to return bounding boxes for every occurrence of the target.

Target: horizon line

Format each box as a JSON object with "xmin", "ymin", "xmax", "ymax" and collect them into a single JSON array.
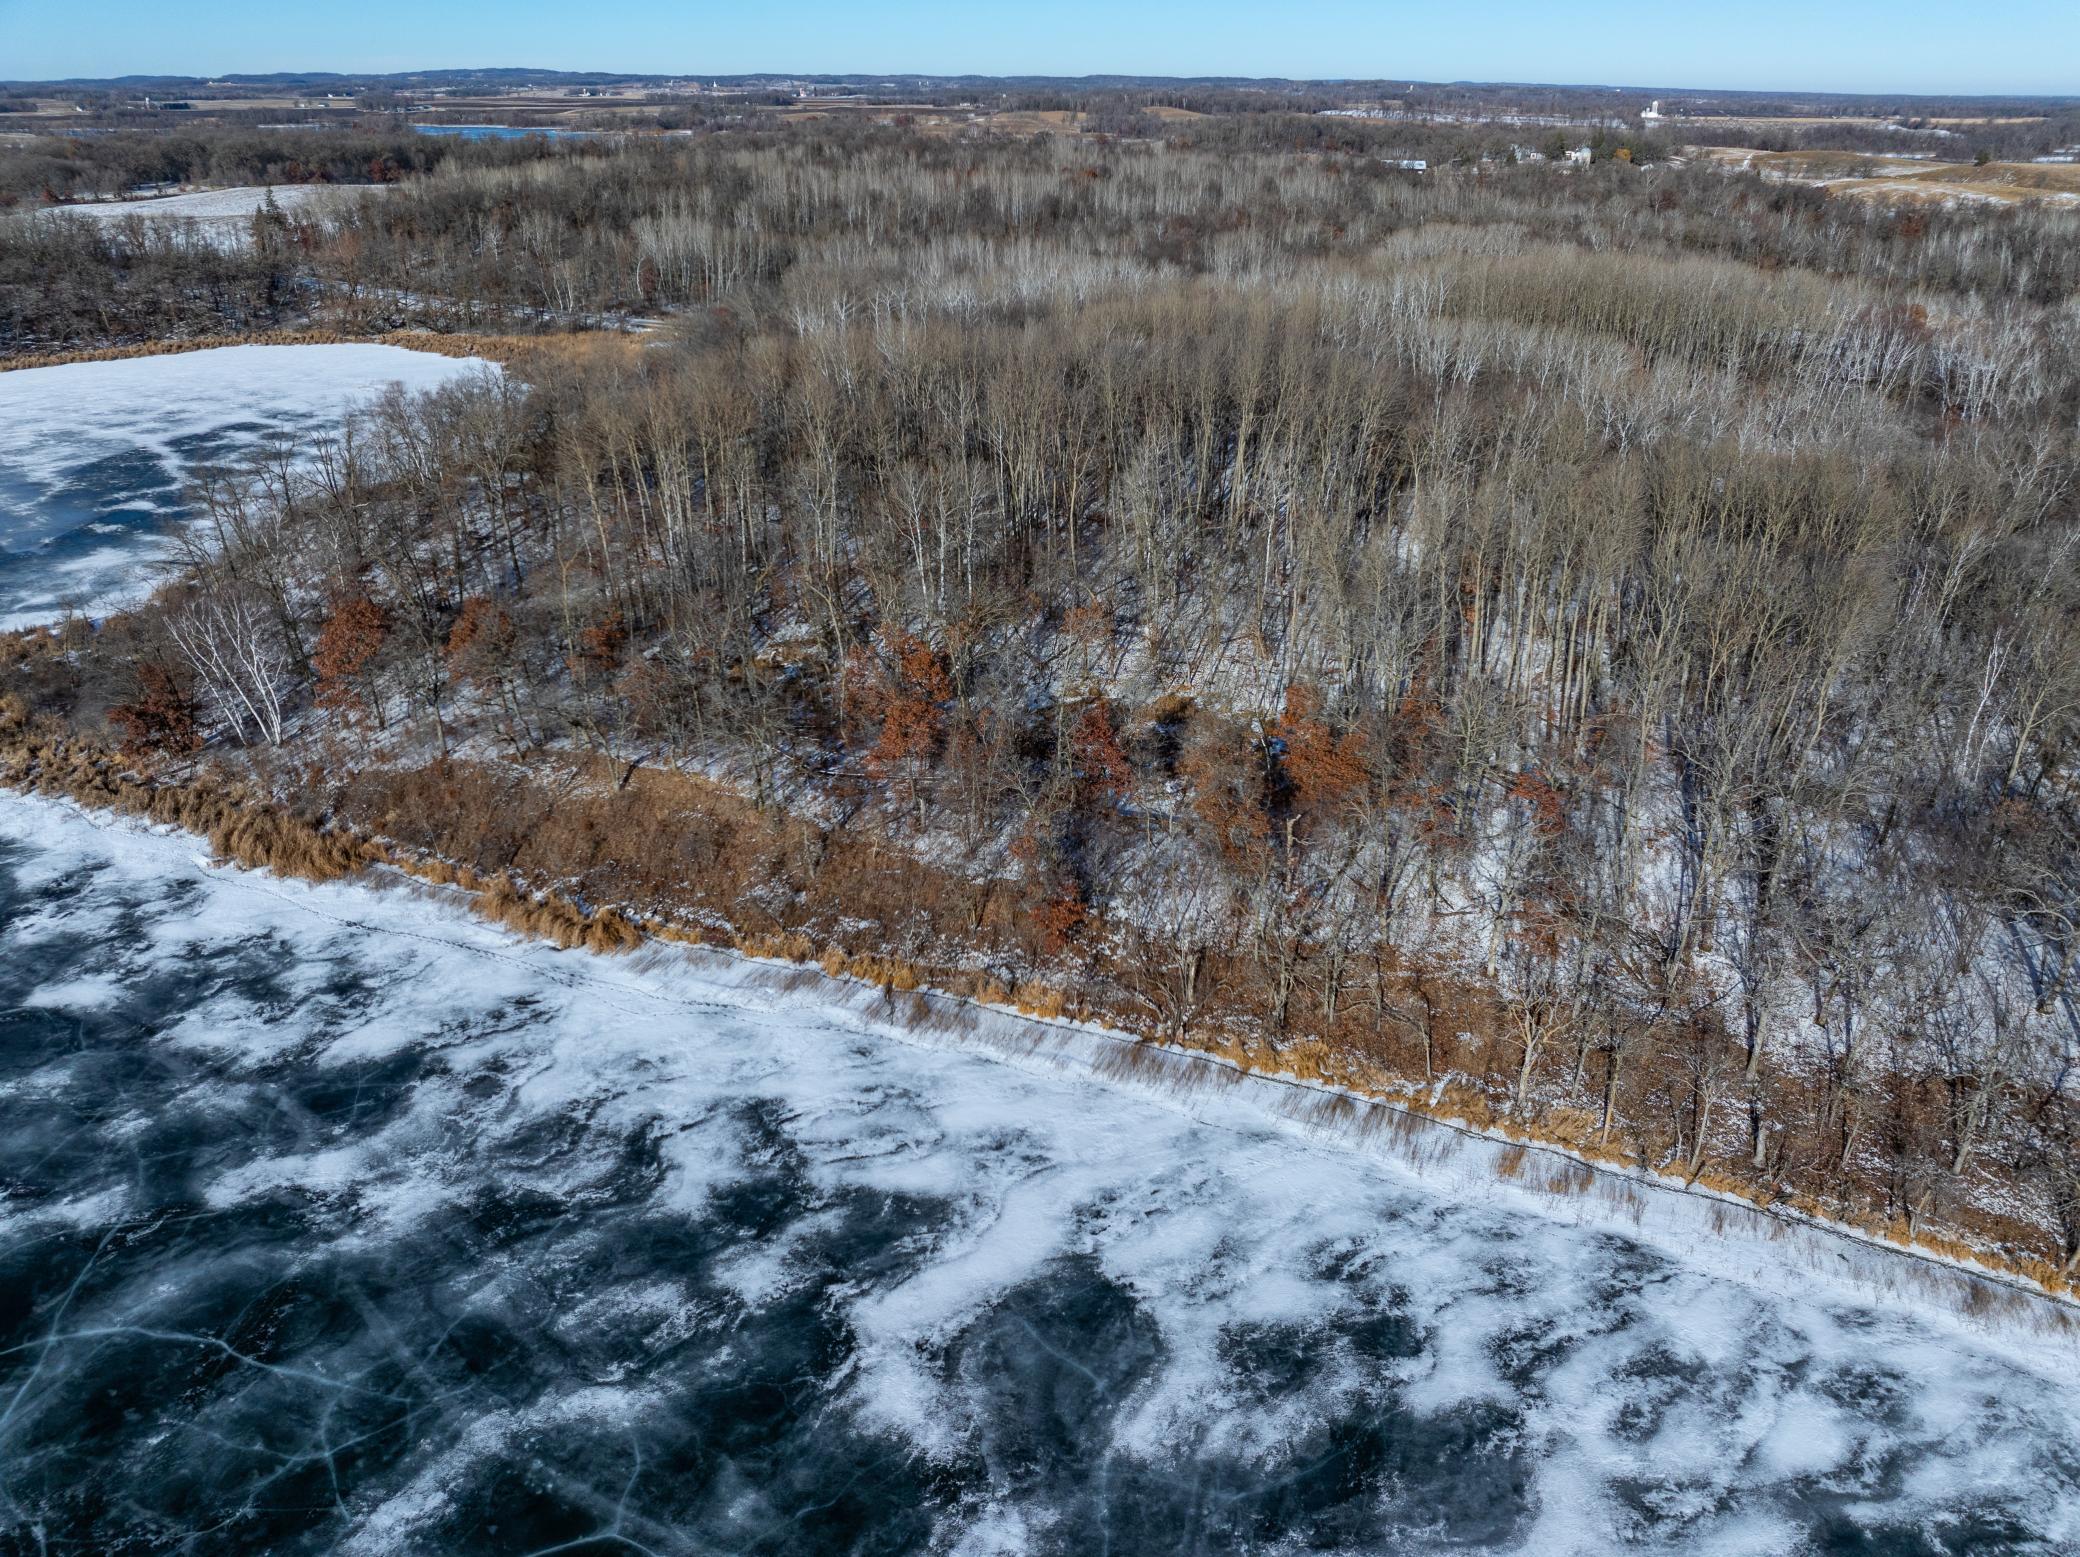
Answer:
[{"xmin": 7, "ymin": 67, "xmax": 2078, "ymax": 102}]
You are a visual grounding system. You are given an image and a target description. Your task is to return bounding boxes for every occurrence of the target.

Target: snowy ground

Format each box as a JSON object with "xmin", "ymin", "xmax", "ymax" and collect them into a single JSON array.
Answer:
[
  {"xmin": 27, "ymin": 183, "xmax": 390, "ymax": 237},
  {"xmin": 0, "ymin": 788, "xmax": 2074, "ymax": 1555},
  {"xmin": 0, "ymin": 344, "xmax": 495, "ymax": 629}
]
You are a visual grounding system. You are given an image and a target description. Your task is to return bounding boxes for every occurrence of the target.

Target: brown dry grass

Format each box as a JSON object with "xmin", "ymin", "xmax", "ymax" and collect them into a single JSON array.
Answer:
[
  {"xmin": 972, "ymin": 110, "xmax": 1088, "ymax": 139},
  {"xmin": 1700, "ymin": 149, "xmax": 2080, "ymax": 208},
  {"xmin": 1685, "ymin": 114, "xmax": 1985, "ymax": 134},
  {"xmin": 1828, "ymin": 176, "xmax": 2079, "ymax": 209},
  {"xmin": 0, "ymin": 327, "xmax": 625, "ymax": 375},
  {"xmin": 818, "ymin": 946, "xmax": 923, "ymax": 991},
  {"xmin": 1902, "ymin": 161, "xmax": 2080, "ymax": 193},
  {"xmin": 735, "ymin": 929, "xmax": 818, "ymax": 963},
  {"xmin": 1012, "ymin": 980, "xmax": 1070, "ymax": 1018},
  {"xmin": 0, "ymin": 709, "xmax": 2071, "ymax": 1309},
  {"xmin": 1781, "ymin": 152, "xmax": 1930, "ymax": 180}
]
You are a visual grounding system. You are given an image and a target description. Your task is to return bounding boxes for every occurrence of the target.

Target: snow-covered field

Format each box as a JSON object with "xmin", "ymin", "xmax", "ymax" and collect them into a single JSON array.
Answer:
[
  {"xmin": 0, "ymin": 788, "xmax": 2074, "ymax": 1554},
  {"xmin": 30, "ymin": 182, "xmax": 389, "ymax": 235},
  {"xmin": 0, "ymin": 344, "xmax": 494, "ymax": 629}
]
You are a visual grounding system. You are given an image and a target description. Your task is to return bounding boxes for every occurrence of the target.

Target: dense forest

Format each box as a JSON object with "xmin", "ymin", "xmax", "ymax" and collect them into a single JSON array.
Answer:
[{"xmin": 4, "ymin": 116, "xmax": 2079, "ymax": 1289}]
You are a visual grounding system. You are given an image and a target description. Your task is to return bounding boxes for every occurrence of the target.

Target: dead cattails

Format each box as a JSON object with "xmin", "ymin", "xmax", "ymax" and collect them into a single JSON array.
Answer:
[
  {"xmin": 1012, "ymin": 981, "xmax": 1069, "ymax": 1020},
  {"xmin": 816, "ymin": 946, "xmax": 924, "ymax": 991},
  {"xmin": 4, "ymin": 715, "xmax": 2075, "ymax": 1309},
  {"xmin": 733, "ymin": 929, "xmax": 818, "ymax": 963},
  {"xmin": 0, "ymin": 327, "xmax": 602, "ymax": 376}
]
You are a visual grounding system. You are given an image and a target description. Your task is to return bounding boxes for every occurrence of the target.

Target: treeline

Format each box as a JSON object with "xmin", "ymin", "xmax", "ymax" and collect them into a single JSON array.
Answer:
[
  {"xmin": 1160, "ymin": 113, "xmax": 1679, "ymax": 164},
  {"xmin": 0, "ymin": 126, "xmax": 472, "ymax": 207},
  {"xmin": 12, "ymin": 119, "xmax": 2080, "ymax": 356},
  {"xmin": 10, "ymin": 124, "xmax": 2080, "ymax": 1282},
  {"xmin": 0, "ymin": 217, "xmax": 309, "ymax": 352},
  {"xmin": 318, "ymin": 131, "xmax": 2080, "ymax": 314},
  {"xmin": 80, "ymin": 124, "xmax": 2079, "ymax": 347},
  {"xmin": 1683, "ymin": 114, "xmax": 2080, "ymax": 164}
]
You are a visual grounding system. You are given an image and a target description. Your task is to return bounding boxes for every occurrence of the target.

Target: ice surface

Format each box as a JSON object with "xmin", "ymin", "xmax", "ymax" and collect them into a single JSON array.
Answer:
[
  {"xmin": 21, "ymin": 184, "xmax": 390, "ymax": 244},
  {"xmin": 0, "ymin": 344, "xmax": 495, "ymax": 628},
  {"xmin": 0, "ymin": 788, "xmax": 2075, "ymax": 1555}
]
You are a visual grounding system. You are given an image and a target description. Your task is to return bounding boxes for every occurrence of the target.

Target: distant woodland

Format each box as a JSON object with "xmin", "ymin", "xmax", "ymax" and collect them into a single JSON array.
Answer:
[{"xmin": 3, "ymin": 111, "xmax": 2078, "ymax": 1289}]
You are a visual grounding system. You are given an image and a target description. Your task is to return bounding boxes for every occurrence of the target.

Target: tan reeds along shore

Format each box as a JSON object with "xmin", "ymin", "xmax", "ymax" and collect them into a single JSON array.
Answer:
[
  {"xmin": 4, "ymin": 706, "xmax": 2074, "ymax": 1323},
  {"xmin": 0, "ymin": 327, "xmax": 624, "ymax": 374}
]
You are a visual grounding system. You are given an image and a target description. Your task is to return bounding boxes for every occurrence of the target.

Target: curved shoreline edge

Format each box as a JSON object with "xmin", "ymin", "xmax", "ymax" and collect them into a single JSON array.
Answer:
[
  {"xmin": 3, "ymin": 766, "xmax": 2076, "ymax": 1368},
  {"xmin": 0, "ymin": 326, "xmax": 615, "ymax": 375}
]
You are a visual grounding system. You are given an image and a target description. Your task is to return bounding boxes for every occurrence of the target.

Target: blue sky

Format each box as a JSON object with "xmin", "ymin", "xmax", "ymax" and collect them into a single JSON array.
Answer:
[{"xmin": 3, "ymin": 0, "xmax": 2075, "ymax": 95}]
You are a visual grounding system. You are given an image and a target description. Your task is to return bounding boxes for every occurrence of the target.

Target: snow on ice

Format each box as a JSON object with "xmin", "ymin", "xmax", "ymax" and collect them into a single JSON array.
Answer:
[
  {"xmin": 0, "ymin": 788, "xmax": 2075, "ymax": 1553},
  {"xmin": 0, "ymin": 344, "xmax": 496, "ymax": 629}
]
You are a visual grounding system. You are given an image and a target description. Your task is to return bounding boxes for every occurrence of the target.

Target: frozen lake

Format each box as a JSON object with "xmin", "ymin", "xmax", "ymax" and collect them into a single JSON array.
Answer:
[
  {"xmin": 0, "ymin": 344, "xmax": 494, "ymax": 630},
  {"xmin": 28, "ymin": 184, "xmax": 389, "ymax": 233},
  {"xmin": 410, "ymin": 124, "xmax": 603, "ymax": 140},
  {"xmin": 0, "ymin": 789, "xmax": 2074, "ymax": 1554}
]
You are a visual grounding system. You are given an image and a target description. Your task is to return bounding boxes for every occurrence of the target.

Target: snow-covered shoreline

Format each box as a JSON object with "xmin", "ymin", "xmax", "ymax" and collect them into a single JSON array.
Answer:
[
  {"xmin": 8, "ymin": 781, "xmax": 2078, "ymax": 1552},
  {"xmin": 22, "ymin": 183, "xmax": 391, "ymax": 240},
  {"xmin": 8, "ymin": 783, "xmax": 2074, "ymax": 1376}
]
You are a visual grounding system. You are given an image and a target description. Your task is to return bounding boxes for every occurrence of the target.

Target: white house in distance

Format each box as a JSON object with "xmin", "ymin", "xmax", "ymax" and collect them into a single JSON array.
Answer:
[
  {"xmin": 1565, "ymin": 145, "xmax": 1594, "ymax": 165},
  {"xmin": 1641, "ymin": 100, "xmax": 1665, "ymax": 123}
]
